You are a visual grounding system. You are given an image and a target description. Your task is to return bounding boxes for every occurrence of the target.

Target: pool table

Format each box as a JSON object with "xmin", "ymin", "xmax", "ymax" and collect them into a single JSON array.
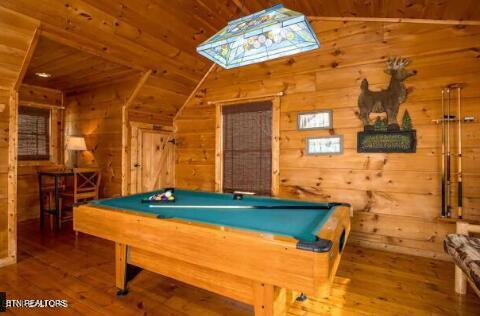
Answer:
[{"xmin": 73, "ymin": 189, "xmax": 351, "ymax": 316}]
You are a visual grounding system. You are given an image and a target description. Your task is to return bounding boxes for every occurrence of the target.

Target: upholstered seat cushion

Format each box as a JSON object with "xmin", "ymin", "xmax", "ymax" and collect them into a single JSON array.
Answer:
[{"xmin": 444, "ymin": 234, "xmax": 480, "ymax": 288}]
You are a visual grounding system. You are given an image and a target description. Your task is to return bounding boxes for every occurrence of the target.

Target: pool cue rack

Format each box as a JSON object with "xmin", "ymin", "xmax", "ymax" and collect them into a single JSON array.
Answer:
[{"xmin": 433, "ymin": 84, "xmax": 475, "ymax": 219}]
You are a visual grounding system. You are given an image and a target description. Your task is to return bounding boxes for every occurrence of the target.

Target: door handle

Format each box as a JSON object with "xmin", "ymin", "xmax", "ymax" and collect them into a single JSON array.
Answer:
[{"xmin": 134, "ymin": 163, "xmax": 140, "ymax": 168}]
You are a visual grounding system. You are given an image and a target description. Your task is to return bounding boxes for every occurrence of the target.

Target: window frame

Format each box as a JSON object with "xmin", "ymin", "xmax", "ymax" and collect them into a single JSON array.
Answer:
[{"xmin": 214, "ymin": 96, "xmax": 280, "ymax": 196}]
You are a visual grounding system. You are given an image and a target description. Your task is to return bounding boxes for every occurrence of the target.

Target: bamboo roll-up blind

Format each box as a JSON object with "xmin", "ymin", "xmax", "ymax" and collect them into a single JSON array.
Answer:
[
  {"xmin": 18, "ymin": 106, "xmax": 50, "ymax": 161},
  {"xmin": 222, "ymin": 101, "xmax": 272, "ymax": 196}
]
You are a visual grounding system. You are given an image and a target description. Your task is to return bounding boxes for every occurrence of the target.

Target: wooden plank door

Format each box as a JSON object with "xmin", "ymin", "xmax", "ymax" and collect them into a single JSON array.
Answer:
[{"xmin": 131, "ymin": 128, "xmax": 175, "ymax": 194}]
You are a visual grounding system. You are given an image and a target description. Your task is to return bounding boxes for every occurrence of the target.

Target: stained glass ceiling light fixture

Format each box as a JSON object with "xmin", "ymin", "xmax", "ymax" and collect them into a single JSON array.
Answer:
[{"xmin": 196, "ymin": 4, "xmax": 319, "ymax": 69}]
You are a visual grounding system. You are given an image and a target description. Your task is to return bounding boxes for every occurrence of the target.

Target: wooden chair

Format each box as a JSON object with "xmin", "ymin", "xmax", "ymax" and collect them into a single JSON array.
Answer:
[
  {"xmin": 37, "ymin": 166, "xmax": 68, "ymax": 231},
  {"xmin": 59, "ymin": 168, "xmax": 101, "ymax": 229}
]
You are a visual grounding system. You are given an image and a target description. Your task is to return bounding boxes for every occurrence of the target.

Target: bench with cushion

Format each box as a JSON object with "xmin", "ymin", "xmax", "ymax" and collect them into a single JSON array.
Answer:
[{"xmin": 444, "ymin": 221, "xmax": 480, "ymax": 297}]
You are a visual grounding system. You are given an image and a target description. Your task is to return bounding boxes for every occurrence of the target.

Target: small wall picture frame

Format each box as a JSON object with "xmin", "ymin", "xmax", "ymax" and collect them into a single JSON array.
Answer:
[
  {"xmin": 306, "ymin": 135, "xmax": 343, "ymax": 155},
  {"xmin": 297, "ymin": 110, "xmax": 333, "ymax": 130}
]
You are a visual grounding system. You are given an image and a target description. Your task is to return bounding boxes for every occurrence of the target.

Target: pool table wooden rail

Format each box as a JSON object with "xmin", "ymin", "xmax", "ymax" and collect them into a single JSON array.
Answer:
[{"xmin": 74, "ymin": 203, "xmax": 350, "ymax": 316}]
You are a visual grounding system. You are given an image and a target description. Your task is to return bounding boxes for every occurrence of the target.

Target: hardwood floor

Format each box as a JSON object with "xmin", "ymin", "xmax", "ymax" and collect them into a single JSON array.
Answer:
[{"xmin": 1, "ymin": 220, "xmax": 479, "ymax": 315}]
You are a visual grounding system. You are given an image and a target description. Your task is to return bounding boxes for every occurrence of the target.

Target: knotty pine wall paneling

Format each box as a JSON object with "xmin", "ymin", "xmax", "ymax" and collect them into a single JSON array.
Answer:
[
  {"xmin": 0, "ymin": 90, "xmax": 11, "ymax": 260},
  {"xmin": 128, "ymin": 75, "xmax": 191, "ymax": 126},
  {"xmin": 19, "ymin": 84, "xmax": 63, "ymax": 107},
  {"xmin": 65, "ymin": 80, "xmax": 138, "ymax": 198},
  {"xmin": 17, "ymin": 84, "xmax": 64, "ymax": 222},
  {"xmin": 0, "ymin": 7, "xmax": 39, "ymax": 265},
  {"xmin": 175, "ymin": 21, "xmax": 480, "ymax": 260},
  {"xmin": 65, "ymin": 74, "xmax": 180, "ymax": 198}
]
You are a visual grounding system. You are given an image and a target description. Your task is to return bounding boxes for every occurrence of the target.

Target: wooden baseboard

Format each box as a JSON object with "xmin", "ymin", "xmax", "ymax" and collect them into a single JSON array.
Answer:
[
  {"xmin": 349, "ymin": 238, "xmax": 452, "ymax": 261},
  {"xmin": 0, "ymin": 255, "xmax": 16, "ymax": 268}
]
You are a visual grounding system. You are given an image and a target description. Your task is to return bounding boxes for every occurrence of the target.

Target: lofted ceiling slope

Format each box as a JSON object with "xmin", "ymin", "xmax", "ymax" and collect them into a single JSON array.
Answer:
[
  {"xmin": 3, "ymin": 0, "xmax": 480, "ymax": 115},
  {"xmin": 24, "ymin": 36, "xmax": 140, "ymax": 92}
]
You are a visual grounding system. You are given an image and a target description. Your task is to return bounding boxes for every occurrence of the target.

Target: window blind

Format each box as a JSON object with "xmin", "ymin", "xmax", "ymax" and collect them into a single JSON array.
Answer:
[
  {"xmin": 222, "ymin": 101, "xmax": 272, "ymax": 196},
  {"xmin": 18, "ymin": 106, "xmax": 50, "ymax": 161}
]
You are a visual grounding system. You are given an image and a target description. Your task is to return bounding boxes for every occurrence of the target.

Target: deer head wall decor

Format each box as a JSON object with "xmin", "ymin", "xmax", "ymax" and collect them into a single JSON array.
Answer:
[{"xmin": 357, "ymin": 57, "xmax": 417, "ymax": 131}]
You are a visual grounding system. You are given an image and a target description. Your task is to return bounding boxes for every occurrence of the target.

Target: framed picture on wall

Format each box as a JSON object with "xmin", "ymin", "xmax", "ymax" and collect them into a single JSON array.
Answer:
[
  {"xmin": 297, "ymin": 110, "xmax": 332, "ymax": 130},
  {"xmin": 306, "ymin": 135, "xmax": 343, "ymax": 155}
]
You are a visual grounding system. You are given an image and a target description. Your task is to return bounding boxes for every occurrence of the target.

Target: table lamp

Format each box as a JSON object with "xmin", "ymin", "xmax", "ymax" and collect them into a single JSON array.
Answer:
[{"xmin": 66, "ymin": 136, "xmax": 87, "ymax": 168}]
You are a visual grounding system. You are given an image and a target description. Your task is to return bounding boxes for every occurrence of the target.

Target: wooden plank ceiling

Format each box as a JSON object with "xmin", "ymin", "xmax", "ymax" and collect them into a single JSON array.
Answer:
[
  {"xmin": 2, "ymin": 0, "xmax": 480, "ymax": 112},
  {"xmin": 23, "ymin": 36, "xmax": 139, "ymax": 92},
  {"xmin": 234, "ymin": 0, "xmax": 480, "ymax": 20}
]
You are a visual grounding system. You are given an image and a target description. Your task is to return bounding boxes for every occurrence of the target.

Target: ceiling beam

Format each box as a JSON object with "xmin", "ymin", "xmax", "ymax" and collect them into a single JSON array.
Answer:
[
  {"xmin": 231, "ymin": 0, "xmax": 251, "ymax": 15},
  {"xmin": 14, "ymin": 25, "xmax": 39, "ymax": 90},
  {"xmin": 173, "ymin": 63, "xmax": 216, "ymax": 125},
  {"xmin": 124, "ymin": 71, "xmax": 153, "ymax": 111}
]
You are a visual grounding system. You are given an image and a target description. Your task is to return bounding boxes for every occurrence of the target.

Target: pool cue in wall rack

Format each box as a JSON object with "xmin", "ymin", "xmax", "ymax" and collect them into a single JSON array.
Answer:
[
  {"xmin": 433, "ymin": 84, "xmax": 474, "ymax": 219},
  {"xmin": 447, "ymin": 87, "xmax": 452, "ymax": 218},
  {"xmin": 453, "ymin": 84, "xmax": 463, "ymax": 219},
  {"xmin": 442, "ymin": 87, "xmax": 453, "ymax": 218},
  {"xmin": 440, "ymin": 89, "xmax": 447, "ymax": 218}
]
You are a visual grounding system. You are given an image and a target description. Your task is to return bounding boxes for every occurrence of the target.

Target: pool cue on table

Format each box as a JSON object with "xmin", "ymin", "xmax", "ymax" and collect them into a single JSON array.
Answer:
[
  {"xmin": 233, "ymin": 191, "xmax": 256, "ymax": 196},
  {"xmin": 149, "ymin": 205, "xmax": 334, "ymax": 210},
  {"xmin": 441, "ymin": 89, "xmax": 447, "ymax": 217}
]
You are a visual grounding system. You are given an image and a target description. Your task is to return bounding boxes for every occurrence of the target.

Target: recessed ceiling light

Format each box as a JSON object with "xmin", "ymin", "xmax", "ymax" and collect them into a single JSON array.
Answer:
[{"xmin": 35, "ymin": 72, "xmax": 52, "ymax": 78}]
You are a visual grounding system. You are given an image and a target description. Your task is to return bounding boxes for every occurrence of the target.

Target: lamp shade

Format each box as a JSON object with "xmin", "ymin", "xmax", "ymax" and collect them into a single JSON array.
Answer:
[
  {"xmin": 66, "ymin": 136, "xmax": 87, "ymax": 151},
  {"xmin": 196, "ymin": 4, "xmax": 319, "ymax": 69}
]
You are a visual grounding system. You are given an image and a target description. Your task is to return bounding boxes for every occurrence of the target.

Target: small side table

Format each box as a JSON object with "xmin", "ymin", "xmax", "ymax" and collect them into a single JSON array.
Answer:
[{"xmin": 38, "ymin": 170, "xmax": 73, "ymax": 231}]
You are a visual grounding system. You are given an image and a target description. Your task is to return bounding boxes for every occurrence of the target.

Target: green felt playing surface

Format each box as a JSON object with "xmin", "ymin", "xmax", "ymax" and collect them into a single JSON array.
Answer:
[{"xmin": 90, "ymin": 189, "xmax": 337, "ymax": 241}]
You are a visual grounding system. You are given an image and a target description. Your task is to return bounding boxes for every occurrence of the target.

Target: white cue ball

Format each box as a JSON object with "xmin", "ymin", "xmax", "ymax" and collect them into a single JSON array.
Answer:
[{"xmin": 165, "ymin": 191, "xmax": 172, "ymax": 197}]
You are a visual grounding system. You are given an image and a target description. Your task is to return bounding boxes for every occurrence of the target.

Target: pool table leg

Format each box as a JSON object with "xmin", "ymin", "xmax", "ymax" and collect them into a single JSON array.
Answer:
[
  {"xmin": 116, "ymin": 243, "xmax": 128, "ymax": 296},
  {"xmin": 253, "ymin": 282, "xmax": 289, "ymax": 316},
  {"xmin": 115, "ymin": 243, "xmax": 144, "ymax": 296}
]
